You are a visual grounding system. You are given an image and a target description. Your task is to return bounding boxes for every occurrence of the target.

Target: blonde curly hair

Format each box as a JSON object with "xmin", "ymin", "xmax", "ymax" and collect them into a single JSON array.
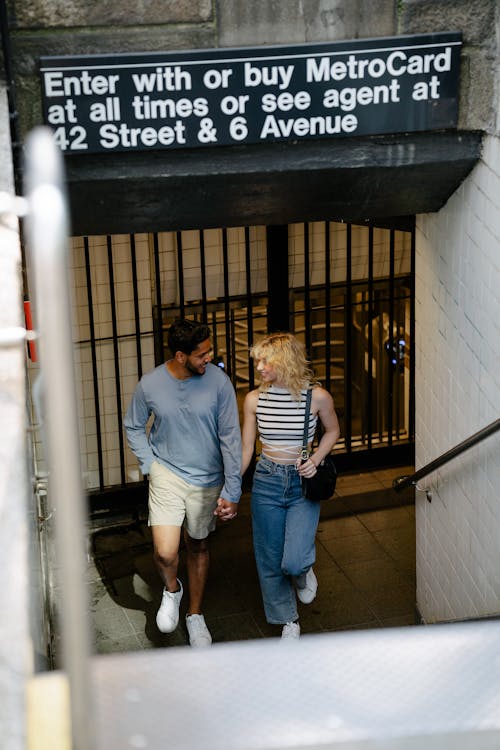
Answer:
[{"xmin": 250, "ymin": 332, "xmax": 316, "ymax": 400}]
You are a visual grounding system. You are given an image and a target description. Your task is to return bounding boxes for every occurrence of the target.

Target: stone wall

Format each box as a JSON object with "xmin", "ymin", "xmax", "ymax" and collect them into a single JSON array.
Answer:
[
  {"xmin": 4, "ymin": 0, "xmax": 498, "ymax": 139},
  {"xmin": 398, "ymin": 0, "xmax": 499, "ymax": 133}
]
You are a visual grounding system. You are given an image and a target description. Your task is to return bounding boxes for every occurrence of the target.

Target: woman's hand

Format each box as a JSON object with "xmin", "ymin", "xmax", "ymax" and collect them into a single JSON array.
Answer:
[
  {"xmin": 214, "ymin": 497, "xmax": 239, "ymax": 521},
  {"xmin": 296, "ymin": 456, "xmax": 318, "ymax": 477}
]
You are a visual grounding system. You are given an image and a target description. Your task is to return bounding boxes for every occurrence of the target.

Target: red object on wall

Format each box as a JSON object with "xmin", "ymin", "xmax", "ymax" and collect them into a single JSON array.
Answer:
[{"xmin": 24, "ymin": 299, "xmax": 37, "ymax": 362}]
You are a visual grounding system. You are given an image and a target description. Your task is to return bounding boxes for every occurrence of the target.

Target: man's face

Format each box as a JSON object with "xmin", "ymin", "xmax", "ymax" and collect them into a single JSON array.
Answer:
[{"xmin": 185, "ymin": 338, "xmax": 213, "ymax": 376}]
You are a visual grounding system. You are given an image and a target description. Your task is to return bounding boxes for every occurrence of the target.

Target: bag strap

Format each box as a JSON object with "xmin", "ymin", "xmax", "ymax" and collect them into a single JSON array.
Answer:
[{"xmin": 301, "ymin": 387, "xmax": 313, "ymax": 461}]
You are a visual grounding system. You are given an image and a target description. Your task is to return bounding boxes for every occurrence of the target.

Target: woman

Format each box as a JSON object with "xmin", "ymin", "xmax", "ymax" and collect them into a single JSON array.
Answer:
[{"xmin": 241, "ymin": 332, "xmax": 340, "ymax": 640}]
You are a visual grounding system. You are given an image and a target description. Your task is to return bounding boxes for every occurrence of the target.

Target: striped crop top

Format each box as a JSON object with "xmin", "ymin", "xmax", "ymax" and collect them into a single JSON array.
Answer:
[{"xmin": 256, "ymin": 385, "xmax": 317, "ymax": 447}]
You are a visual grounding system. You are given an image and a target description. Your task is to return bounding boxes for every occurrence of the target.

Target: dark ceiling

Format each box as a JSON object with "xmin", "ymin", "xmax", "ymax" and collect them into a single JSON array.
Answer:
[{"xmin": 64, "ymin": 130, "xmax": 482, "ymax": 235}]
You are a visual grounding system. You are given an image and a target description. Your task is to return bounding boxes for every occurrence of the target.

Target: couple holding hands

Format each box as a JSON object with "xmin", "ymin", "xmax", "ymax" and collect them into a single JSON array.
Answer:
[{"xmin": 124, "ymin": 318, "xmax": 340, "ymax": 646}]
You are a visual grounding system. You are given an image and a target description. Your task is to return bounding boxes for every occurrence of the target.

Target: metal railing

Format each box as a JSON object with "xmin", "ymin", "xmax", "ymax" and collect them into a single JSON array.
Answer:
[
  {"xmin": 393, "ymin": 417, "xmax": 500, "ymax": 500},
  {"xmin": 24, "ymin": 126, "xmax": 93, "ymax": 750}
]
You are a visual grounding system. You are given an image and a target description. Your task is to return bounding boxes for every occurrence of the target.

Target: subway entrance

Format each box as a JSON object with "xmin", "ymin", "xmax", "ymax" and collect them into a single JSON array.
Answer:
[{"xmin": 68, "ymin": 219, "xmax": 414, "ymax": 511}]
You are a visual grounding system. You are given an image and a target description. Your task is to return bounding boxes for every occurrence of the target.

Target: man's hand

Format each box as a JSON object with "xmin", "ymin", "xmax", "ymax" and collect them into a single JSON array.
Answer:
[{"xmin": 214, "ymin": 497, "xmax": 238, "ymax": 521}]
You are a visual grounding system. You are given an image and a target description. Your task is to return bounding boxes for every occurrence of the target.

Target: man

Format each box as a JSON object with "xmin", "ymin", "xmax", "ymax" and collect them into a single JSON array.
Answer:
[{"xmin": 124, "ymin": 318, "xmax": 242, "ymax": 647}]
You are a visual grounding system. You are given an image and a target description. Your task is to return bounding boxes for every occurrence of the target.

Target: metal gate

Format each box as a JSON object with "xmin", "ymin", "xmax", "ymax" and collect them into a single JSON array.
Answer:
[{"xmin": 69, "ymin": 220, "xmax": 414, "ymax": 506}]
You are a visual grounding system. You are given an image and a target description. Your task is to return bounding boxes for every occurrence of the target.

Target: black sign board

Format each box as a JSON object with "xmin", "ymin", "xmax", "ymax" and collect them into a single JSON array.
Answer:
[{"xmin": 39, "ymin": 33, "xmax": 461, "ymax": 155}]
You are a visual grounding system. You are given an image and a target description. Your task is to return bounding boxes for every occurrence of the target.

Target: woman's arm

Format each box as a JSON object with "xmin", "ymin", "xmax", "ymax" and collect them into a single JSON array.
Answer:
[
  {"xmin": 241, "ymin": 389, "xmax": 259, "ymax": 475},
  {"xmin": 309, "ymin": 386, "xmax": 340, "ymax": 466}
]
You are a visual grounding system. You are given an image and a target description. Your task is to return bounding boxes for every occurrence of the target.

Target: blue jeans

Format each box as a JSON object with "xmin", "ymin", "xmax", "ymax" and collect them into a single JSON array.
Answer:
[{"xmin": 251, "ymin": 456, "xmax": 321, "ymax": 625}]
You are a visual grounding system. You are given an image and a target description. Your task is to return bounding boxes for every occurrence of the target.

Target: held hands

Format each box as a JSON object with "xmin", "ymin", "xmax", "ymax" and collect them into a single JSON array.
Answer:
[
  {"xmin": 214, "ymin": 497, "xmax": 238, "ymax": 521},
  {"xmin": 296, "ymin": 456, "xmax": 318, "ymax": 478}
]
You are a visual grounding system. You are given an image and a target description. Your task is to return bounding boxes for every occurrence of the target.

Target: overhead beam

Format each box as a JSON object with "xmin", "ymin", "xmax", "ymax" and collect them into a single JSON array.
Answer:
[{"xmin": 64, "ymin": 130, "xmax": 482, "ymax": 235}]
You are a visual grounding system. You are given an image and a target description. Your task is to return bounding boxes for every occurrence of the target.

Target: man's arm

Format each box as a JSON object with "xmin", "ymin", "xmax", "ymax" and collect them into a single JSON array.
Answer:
[
  {"xmin": 123, "ymin": 382, "xmax": 155, "ymax": 476},
  {"xmin": 216, "ymin": 390, "xmax": 257, "ymax": 522},
  {"xmin": 216, "ymin": 376, "xmax": 242, "ymax": 504}
]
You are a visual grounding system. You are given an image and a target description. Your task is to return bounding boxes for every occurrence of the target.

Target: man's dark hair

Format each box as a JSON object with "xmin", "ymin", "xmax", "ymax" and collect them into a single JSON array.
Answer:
[{"xmin": 167, "ymin": 318, "xmax": 211, "ymax": 355}]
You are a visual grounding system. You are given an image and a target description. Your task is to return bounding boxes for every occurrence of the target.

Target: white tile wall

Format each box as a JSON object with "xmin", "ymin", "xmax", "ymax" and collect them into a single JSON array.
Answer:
[
  {"xmin": 289, "ymin": 222, "xmax": 411, "ymax": 288},
  {"xmin": 415, "ymin": 134, "xmax": 500, "ymax": 623}
]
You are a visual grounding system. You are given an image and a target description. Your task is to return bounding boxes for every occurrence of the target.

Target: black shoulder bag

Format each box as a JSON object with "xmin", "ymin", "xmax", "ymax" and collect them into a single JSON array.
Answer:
[{"xmin": 301, "ymin": 387, "xmax": 337, "ymax": 502}]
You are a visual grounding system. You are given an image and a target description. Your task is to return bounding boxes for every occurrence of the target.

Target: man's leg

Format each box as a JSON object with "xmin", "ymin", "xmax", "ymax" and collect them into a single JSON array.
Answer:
[
  {"xmin": 184, "ymin": 529, "xmax": 209, "ymax": 615},
  {"xmin": 151, "ymin": 524, "xmax": 182, "ymax": 591},
  {"xmin": 152, "ymin": 524, "xmax": 185, "ymax": 634},
  {"xmin": 182, "ymin": 484, "xmax": 219, "ymax": 646},
  {"xmin": 184, "ymin": 530, "xmax": 213, "ymax": 647}
]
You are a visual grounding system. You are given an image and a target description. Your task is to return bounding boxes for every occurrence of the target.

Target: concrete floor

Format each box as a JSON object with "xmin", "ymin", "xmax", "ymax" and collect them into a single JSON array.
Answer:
[{"xmin": 85, "ymin": 465, "xmax": 417, "ymax": 654}]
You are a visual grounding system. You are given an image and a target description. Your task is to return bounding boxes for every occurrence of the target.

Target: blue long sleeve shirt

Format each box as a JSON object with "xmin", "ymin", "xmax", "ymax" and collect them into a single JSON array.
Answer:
[{"xmin": 123, "ymin": 362, "xmax": 242, "ymax": 503}]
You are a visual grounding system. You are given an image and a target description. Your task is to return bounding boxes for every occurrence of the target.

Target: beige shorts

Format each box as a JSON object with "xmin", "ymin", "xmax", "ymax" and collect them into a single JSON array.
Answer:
[{"xmin": 148, "ymin": 460, "xmax": 221, "ymax": 539}]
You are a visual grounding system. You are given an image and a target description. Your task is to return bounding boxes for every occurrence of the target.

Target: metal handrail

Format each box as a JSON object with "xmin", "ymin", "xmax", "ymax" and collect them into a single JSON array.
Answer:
[
  {"xmin": 393, "ymin": 418, "xmax": 500, "ymax": 494},
  {"xmin": 24, "ymin": 126, "xmax": 93, "ymax": 750}
]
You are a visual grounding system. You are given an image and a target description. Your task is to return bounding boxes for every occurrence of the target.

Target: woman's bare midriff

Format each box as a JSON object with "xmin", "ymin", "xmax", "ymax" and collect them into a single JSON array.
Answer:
[{"xmin": 261, "ymin": 443, "xmax": 312, "ymax": 465}]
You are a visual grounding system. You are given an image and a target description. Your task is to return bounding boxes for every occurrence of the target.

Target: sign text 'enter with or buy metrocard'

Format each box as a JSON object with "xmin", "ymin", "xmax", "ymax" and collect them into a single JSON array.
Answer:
[{"xmin": 39, "ymin": 32, "xmax": 461, "ymax": 155}]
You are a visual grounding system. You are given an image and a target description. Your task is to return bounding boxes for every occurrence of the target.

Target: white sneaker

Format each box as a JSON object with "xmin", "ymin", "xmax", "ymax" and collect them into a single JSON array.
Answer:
[
  {"xmin": 281, "ymin": 622, "xmax": 300, "ymax": 640},
  {"xmin": 186, "ymin": 614, "xmax": 212, "ymax": 647},
  {"xmin": 296, "ymin": 568, "xmax": 318, "ymax": 604},
  {"xmin": 156, "ymin": 579, "xmax": 183, "ymax": 633}
]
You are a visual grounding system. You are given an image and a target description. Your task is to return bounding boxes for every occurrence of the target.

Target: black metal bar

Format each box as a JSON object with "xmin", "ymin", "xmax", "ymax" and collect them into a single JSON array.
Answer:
[
  {"xmin": 304, "ymin": 223, "xmax": 311, "ymax": 356},
  {"xmin": 377, "ymin": 286, "xmax": 384, "ymax": 444},
  {"xmin": 409, "ymin": 226, "xmax": 416, "ymax": 442},
  {"xmin": 106, "ymin": 236, "xmax": 126, "ymax": 486},
  {"xmin": 367, "ymin": 225, "xmax": 374, "ymax": 449},
  {"xmin": 266, "ymin": 225, "xmax": 289, "ymax": 331},
  {"xmin": 152, "ymin": 233, "xmax": 164, "ymax": 362},
  {"xmin": 230, "ymin": 309, "xmax": 236, "ymax": 385},
  {"xmin": 344, "ymin": 224, "xmax": 352, "ymax": 452},
  {"xmin": 83, "ymin": 237, "xmax": 104, "ymax": 492},
  {"xmin": 222, "ymin": 228, "xmax": 232, "ymax": 379},
  {"xmin": 387, "ymin": 229, "xmax": 395, "ymax": 445},
  {"xmin": 176, "ymin": 231, "xmax": 185, "ymax": 317},
  {"xmin": 211, "ymin": 310, "xmax": 218, "ymax": 359},
  {"xmin": 199, "ymin": 230, "xmax": 208, "ymax": 323},
  {"xmin": 244, "ymin": 227, "xmax": 255, "ymax": 390},
  {"xmin": 129, "ymin": 234, "xmax": 143, "ymax": 380},
  {"xmin": 324, "ymin": 222, "xmax": 331, "ymax": 391},
  {"xmin": 393, "ymin": 419, "xmax": 500, "ymax": 491},
  {"xmin": 395, "ymin": 293, "xmax": 401, "ymax": 440}
]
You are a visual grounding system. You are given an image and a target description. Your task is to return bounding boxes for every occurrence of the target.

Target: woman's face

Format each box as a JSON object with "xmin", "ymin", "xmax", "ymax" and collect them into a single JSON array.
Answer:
[{"xmin": 256, "ymin": 357, "xmax": 277, "ymax": 383}]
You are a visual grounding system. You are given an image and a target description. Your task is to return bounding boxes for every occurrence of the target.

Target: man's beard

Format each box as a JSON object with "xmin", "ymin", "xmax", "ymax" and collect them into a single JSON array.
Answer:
[{"xmin": 185, "ymin": 360, "xmax": 205, "ymax": 376}]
